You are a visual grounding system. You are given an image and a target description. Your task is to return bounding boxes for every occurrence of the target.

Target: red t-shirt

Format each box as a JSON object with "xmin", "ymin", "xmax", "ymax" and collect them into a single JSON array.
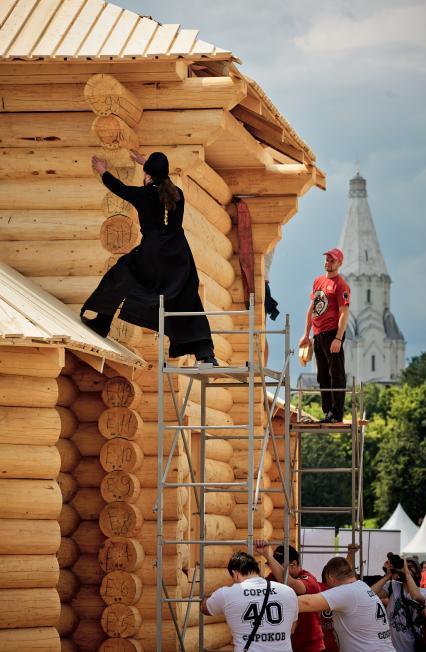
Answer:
[
  {"xmin": 318, "ymin": 581, "xmax": 339, "ymax": 651},
  {"xmin": 310, "ymin": 274, "xmax": 350, "ymax": 335},
  {"xmin": 291, "ymin": 570, "xmax": 325, "ymax": 652}
]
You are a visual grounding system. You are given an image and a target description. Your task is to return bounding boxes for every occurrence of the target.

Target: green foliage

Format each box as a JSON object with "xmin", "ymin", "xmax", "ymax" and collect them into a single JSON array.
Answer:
[
  {"xmin": 401, "ymin": 352, "xmax": 426, "ymax": 387},
  {"xmin": 299, "ymin": 381, "xmax": 426, "ymax": 528}
]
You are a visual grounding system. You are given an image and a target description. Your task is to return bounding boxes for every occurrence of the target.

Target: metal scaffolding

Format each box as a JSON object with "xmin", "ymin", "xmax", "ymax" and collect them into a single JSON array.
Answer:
[{"xmin": 155, "ymin": 295, "xmax": 365, "ymax": 650}]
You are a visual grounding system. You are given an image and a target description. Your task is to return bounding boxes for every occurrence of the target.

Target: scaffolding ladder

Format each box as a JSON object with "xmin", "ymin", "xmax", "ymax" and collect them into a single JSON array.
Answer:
[
  {"xmin": 156, "ymin": 294, "xmax": 294, "ymax": 652},
  {"xmin": 292, "ymin": 382, "xmax": 366, "ymax": 575}
]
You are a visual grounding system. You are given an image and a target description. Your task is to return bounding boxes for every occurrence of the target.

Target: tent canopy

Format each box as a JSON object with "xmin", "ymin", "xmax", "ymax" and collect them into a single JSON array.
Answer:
[
  {"xmin": 402, "ymin": 514, "xmax": 426, "ymax": 556},
  {"xmin": 381, "ymin": 503, "xmax": 419, "ymax": 552}
]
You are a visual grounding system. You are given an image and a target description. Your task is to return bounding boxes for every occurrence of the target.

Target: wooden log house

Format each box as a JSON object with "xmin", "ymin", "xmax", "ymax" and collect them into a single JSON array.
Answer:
[{"xmin": 0, "ymin": 1, "xmax": 325, "ymax": 650}]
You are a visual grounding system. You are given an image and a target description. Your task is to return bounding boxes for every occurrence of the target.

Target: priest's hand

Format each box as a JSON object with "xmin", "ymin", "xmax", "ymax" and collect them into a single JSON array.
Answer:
[
  {"xmin": 130, "ymin": 149, "xmax": 147, "ymax": 165},
  {"xmin": 91, "ymin": 155, "xmax": 107, "ymax": 174}
]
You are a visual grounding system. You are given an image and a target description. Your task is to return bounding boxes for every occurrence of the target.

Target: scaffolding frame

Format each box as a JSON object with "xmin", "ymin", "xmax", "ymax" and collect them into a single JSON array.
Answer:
[
  {"xmin": 156, "ymin": 294, "xmax": 293, "ymax": 652},
  {"xmin": 155, "ymin": 295, "xmax": 365, "ymax": 650}
]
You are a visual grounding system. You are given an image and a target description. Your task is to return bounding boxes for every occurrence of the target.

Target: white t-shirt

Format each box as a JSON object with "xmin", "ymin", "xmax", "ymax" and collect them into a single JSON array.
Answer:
[
  {"xmin": 382, "ymin": 580, "xmax": 426, "ymax": 652},
  {"xmin": 322, "ymin": 580, "xmax": 395, "ymax": 652},
  {"xmin": 206, "ymin": 576, "xmax": 298, "ymax": 652}
]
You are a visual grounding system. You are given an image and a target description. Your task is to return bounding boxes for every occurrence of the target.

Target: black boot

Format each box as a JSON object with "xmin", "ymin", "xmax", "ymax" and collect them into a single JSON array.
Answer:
[{"xmin": 81, "ymin": 312, "xmax": 113, "ymax": 338}]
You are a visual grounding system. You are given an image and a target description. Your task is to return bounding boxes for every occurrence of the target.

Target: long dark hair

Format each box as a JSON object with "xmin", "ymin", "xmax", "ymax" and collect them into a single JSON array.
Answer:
[{"xmin": 153, "ymin": 177, "xmax": 180, "ymax": 213}]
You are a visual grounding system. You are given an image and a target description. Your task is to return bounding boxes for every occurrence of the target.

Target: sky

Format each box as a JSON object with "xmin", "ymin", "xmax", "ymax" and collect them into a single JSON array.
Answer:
[{"xmin": 112, "ymin": 0, "xmax": 426, "ymax": 374}]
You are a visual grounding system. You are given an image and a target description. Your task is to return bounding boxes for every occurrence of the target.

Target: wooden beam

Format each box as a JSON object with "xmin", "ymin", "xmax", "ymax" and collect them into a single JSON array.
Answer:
[
  {"xmin": 84, "ymin": 74, "xmax": 142, "ymax": 127},
  {"xmin": 134, "ymin": 108, "xmax": 226, "ymax": 146},
  {"xmin": 184, "ymin": 157, "xmax": 232, "ymax": 205},
  {"xmin": 72, "ymin": 350, "xmax": 105, "ymax": 373},
  {"xmin": 0, "ymin": 60, "xmax": 188, "ymax": 85},
  {"xmin": 0, "ymin": 345, "xmax": 64, "ymax": 377},
  {"xmin": 227, "ymin": 196, "xmax": 298, "ymax": 224},
  {"xmin": 205, "ymin": 110, "xmax": 270, "ymax": 169},
  {"xmin": 217, "ymin": 165, "xmax": 315, "ymax": 196}
]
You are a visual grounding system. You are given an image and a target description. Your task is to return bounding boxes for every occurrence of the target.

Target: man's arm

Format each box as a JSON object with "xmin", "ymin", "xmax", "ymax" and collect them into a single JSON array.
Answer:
[
  {"xmin": 403, "ymin": 560, "xmax": 426, "ymax": 603},
  {"xmin": 299, "ymin": 300, "xmax": 314, "ymax": 347},
  {"xmin": 370, "ymin": 574, "xmax": 392, "ymax": 600},
  {"xmin": 298, "ymin": 592, "xmax": 330, "ymax": 612},
  {"xmin": 291, "ymin": 619, "xmax": 298, "ymax": 634},
  {"xmin": 200, "ymin": 597, "xmax": 212, "ymax": 615},
  {"xmin": 330, "ymin": 305, "xmax": 349, "ymax": 353},
  {"xmin": 254, "ymin": 540, "xmax": 284, "ymax": 583}
]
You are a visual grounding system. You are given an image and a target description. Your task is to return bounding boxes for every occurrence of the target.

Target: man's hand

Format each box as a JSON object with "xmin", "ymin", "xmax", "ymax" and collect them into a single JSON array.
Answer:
[
  {"xmin": 254, "ymin": 539, "xmax": 273, "ymax": 560},
  {"xmin": 383, "ymin": 560, "xmax": 393, "ymax": 578},
  {"xmin": 330, "ymin": 338, "xmax": 342, "ymax": 353},
  {"xmin": 129, "ymin": 149, "xmax": 146, "ymax": 165},
  {"xmin": 92, "ymin": 155, "xmax": 107, "ymax": 174},
  {"xmin": 299, "ymin": 335, "xmax": 310, "ymax": 348}
]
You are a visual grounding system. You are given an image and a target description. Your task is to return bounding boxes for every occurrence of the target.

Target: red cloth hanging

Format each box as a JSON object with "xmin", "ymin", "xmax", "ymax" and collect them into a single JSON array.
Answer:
[{"xmin": 235, "ymin": 199, "xmax": 255, "ymax": 308}]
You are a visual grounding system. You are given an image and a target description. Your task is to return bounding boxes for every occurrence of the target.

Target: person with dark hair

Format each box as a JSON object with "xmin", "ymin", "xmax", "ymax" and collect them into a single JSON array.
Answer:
[
  {"xmin": 298, "ymin": 556, "xmax": 395, "ymax": 651},
  {"xmin": 371, "ymin": 556, "xmax": 425, "ymax": 652},
  {"xmin": 201, "ymin": 551, "xmax": 298, "ymax": 651},
  {"xmin": 81, "ymin": 150, "xmax": 218, "ymax": 365},
  {"xmin": 254, "ymin": 540, "xmax": 325, "ymax": 652},
  {"xmin": 299, "ymin": 249, "xmax": 350, "ymax": 423}
]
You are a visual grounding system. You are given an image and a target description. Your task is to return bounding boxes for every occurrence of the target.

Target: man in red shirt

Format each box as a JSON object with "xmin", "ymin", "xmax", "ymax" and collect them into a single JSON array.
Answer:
[
  {"xmin": 299, "ymin": 248, "xmax": 350, "ymax": 423},
  {"xmin": 255, "ymin": 540, "xmax": 325, "ymax": 652}
]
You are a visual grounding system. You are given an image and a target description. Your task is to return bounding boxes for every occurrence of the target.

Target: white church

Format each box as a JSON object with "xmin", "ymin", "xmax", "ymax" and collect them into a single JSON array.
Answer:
[{"xmin": 340, "ymin": 171, "xmax": 405, "ymax": 383}]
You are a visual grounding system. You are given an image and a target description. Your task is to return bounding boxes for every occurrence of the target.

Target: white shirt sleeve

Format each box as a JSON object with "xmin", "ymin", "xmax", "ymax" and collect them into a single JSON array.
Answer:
[
  {"xmin": 206, "ymin": 587, "xmax": 226, "ymax": 616},
  {"xmin": 321, "ymin": 584, "xmax": 355, "ymax": 612}
]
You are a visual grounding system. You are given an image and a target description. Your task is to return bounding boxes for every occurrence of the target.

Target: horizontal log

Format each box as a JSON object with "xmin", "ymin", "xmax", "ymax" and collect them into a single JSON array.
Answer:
[
  {"xmin": 186, "ymin": 401, "xmax": 234, "ymax": 431},
  {"xmin": 57, "ymin": 439, "xmax": 81, "ymax": 473},
  {"xmin": 182, "ymin": 175, "xmax": 231, "ymax": 235},
  {"xmin": 1, "ymin": 239, "xmax": 108, "ymax": 276},
  {"xmin": 0, "ymin": 555, "xmax": 59, "ymax": 589},
  {"xmin": 98, "ymin": 407, "xmax": 143, "ymax": 441},
  {"xmin": 0, "ymin": 346, "xmax": 63, "ymax": 377},
  {"xmin": 141, "ymin": 555, "xmax": 182, "ymax": 586},
  {"xmin": 0, "ymin": 627, "xmax": 60, "ymax": 651},
  {"xmin": 85, "ymin": 74, "xmax": 142, "ymax": 127},
  {"xmin": 231, "ymin": 450, "xmax": 272, "ymax": 478},
  {"xmin": 99, "ymin": 501, "xmax": 143, "ymax": 538},
  {"xmin": 178, "ymin": 377, "xmax": 234, "ymax": 414},
  {"xmin": 0, "ymin": 588, "xmax": 60, "ymax": 629},
  {"xmin": 139, "ymin": 621, "xmax": 231, "ymax": 652},
  {"xmin": 186, "ymin": 230, "xmax": 235, "ymax": 289},
  {"xmin": 72, "ymin": 488, "xmax": 106, "ymax": 520},
  {"xmin": 72, "ymin": 585, "xmax": 105, "ymax": 620},
  {"xmin": 101, "ymin": 377, "xmax": 142, "ymax": 409},
  {"xmin": 74, "ymin": 458, "xmax": 105, "ymax": 487},
  {"xmin": 0, "ymin": 177, "xmax": 105, "ymax": 211},
  {"xmin": 100, "ymin": 214, "xmax": 140, "ymax": 254},
  {"xmin": 0, "ymin": 444, "xmax": 60, "ymax": 479},
  {"xmin": 58, "ymin": 504, "xmax": 80, "ymax": 537},
  {"xmin": 57, "ymin": 604, "xmax": 78, "ymax": 637},
  {"xmin": 0, "ymin": 407, "xmax": 63, "ymax": 445},
  {"xmin": 73, "ymin": 521, "xmax": 105, "ymax": 555},
  {"xmin": 98, "ymin": 537, "xmax": 144, "ymax": 574},
  {"xmin": 73, "ymin": 554, "xmax": 104, "ymax": 586},
  {"xmin": 227, "ymin": 195, "xmax": 298, "ymax": 224},
  {"xmin": 140, "ymin": 517, "xmax": 188, "ymax": 556},
  {"xmin": 135, "ymin": 108, "xmax": 225, "ymax": 147},
  {"xmin": 184, "ymin": 567, "xmax": 232, "ymax": 597},
  {"xmin": 0, "ymin": 112, "xmax": 95, "ymax": 147},
  {"xmin": 57, "ymin": 538, "xmax": 79, "ymax": 569},
  {"xmin": 99, "ymin": 640, "xmax": 142, "ymax": 652},
  {"xmin": 92, "ymin": 115, "xmax": 139, "ymax": 150},
  {"xmin": 30, "ymin": 276, "xmax": 100, "ymax": 304},
  {"xmin": 57, "ymin": 407, "xmax": 79, "ymax": 438},
  {"xmin": 137, "ymin": 487, "xmax": 187, "ymax": 521},
  {"xmin": 101, "ymin": 604, "xmax": 142, "ymax": 639},
  {"xmin": 205, "ymin": 492, "xmax": 235, "ymax": 516},
  {"xmin": 71, "ymin": 393, "xmax": 106, "ymax": 422},
  {"xmin": 0, "ymin": 479, "xmax": 62, "ymax": 519},
  {"xmin": 185, "ymin": 156, "xmax": 232, "ymax": 205},
  {"xmin": 100, "ymin": 470, "xmax": 140, "ymax": 504},
  {"xmin": 205, "ymin": 438, "xmax": 234, "ymax": 462},
  {"xmin": 231, "ymin": 502, "xmax": 265, "ymax": 529},
  {"xmin": 137, "ymin": 454, "xmax": 189, "ymax": 488},
  {"xmin": 0, "ymin": 519, "xmax": 60, "ymax": 555},
  {"xmin": 204, "ymin": 545, "xmax": 235, "ymax": 568},
  {"xmin": 72, "ymin": 619, "xmax": 106, "ymax": 651},
  {"xmin": 61, "ymin": 639, "xmax": 77, "ymax": 652},
  {"xmin": 100, "ymin": 571, "xmax": 142, "ymax": 606},
  {"xmin": 205, "ymin": 514, "xmax": 237, "ymax": 540},
  {"xmin": 57, "ymin": 472, "xmax": 78, "ymax": 502},
  {"xmin": 57, "ymin": 569, "xmax": 79, "ymax": 603},
  {"xmin": 0, "ymin": 375, "xmax": 77, "ymax": 408},
  {"xmin": 198, "ymin": 270, "xmax": 232, "ymax": 310},
  {"xmin": 218, "ymin": 165, "xmax": 315, "ymax": 197},
  {"xmin": 184, "ymin": 203, "xmax": 232, "ymax": 260},
  {"xmin": 205, "ymin": 459, "xmax": 234, "ymax": 484},
  {"xmin": 72, "ymin": 367, "xmax": 105, "ymax": 392},
  {"xmin": 100, "ymin": 438, "xmax": 144, "ymax": 473},
  {"xmin": 72, "ymin": 423, "xmax": 105, "ymax": 457}
]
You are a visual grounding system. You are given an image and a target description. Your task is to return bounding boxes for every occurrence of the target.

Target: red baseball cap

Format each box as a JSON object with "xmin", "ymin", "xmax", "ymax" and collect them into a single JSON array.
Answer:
[{"xmin": 323, "ymin": 248, "xmax": 344, "ymax": 263}]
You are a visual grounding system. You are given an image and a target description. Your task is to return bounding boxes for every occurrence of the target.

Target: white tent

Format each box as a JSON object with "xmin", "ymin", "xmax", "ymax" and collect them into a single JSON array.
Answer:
[
  {"xmin": 402, "ymin": 515, "xmax": 426, "ymax": 557},
  {"xmin": 381, "ymin": 503, "xmax": 419, "ymax": 552}
]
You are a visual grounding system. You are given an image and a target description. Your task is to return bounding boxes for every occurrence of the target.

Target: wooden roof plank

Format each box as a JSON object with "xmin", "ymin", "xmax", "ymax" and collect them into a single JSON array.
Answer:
[
  {"xmin": 31, "ymin": 0, "xmax": 87, "ymax": 57},
  {"xmin": 146, "ymin": 23, "xmax": 179, "ymax": 56},
  {"xmin": 0, "ymin": 298, "xmax": 46, "ymax": 338},
  {"xmin": 121, "ymin": 15, "xmax": 158, "ymax": 58},
  {"xmin": 168, "ymin": 28, "xmax": 198, "ymax": 56},
  {"xmin": 0, "ymin": 0, "xmax": 19, "ymax": 27},
  {"xmin": 7, "ymin": 0, "xmax": 63, "ymax": 58},
  {"xmin": 0, "ymin": 0, "xmax": 39, "ymax": 57},
  {"xmin": 98, "ymin": 8, "xmax": 139, "ymax": 58},
  {"xmin": 191, "ymin": 39, "xmax": 216, "ymax": 55},
  {"xmin": 77, "ymin": 2, "xmax": 122, "ymax": 58},
  {"xmin": 55, "ymin": 0, "xmax": 105, "ymax": 58}
]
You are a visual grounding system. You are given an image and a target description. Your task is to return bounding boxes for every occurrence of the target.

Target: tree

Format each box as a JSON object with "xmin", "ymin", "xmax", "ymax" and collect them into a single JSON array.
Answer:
[
  {"xmin": 401, "ymin": 352, "xmax": 426, "ymax": 387},
  {"xmin": 373, "ymin": 383, "xmax": 426, "ymax": 524}
]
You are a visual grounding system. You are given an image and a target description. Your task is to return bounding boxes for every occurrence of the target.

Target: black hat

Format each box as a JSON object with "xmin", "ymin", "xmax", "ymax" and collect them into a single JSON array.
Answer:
[{"xmin": 143, "ymin": 152, "xmax": 169, "ymax": 179}]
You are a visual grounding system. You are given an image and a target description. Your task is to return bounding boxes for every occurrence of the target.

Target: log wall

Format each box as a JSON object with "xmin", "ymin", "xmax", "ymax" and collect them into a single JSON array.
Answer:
[{"xmin": 0, "ymin": 69, "xmax": 301, "ymax": 651}]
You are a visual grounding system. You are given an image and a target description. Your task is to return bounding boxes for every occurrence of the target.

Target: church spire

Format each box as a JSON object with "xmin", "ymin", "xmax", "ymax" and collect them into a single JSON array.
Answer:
[{"xmin": 339, "ymin": 170, "xmax": 389, "ymax": 277}]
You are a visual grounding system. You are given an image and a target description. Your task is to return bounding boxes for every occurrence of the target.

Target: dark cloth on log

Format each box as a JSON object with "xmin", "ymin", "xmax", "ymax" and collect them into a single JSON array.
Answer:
[{"xmin": 81, "ymin": 171, "xmax": 214, "ymax": 358}]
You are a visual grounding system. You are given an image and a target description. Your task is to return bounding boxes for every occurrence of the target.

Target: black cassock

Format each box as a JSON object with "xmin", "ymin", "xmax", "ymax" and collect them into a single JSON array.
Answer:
[{"xmin": 81, "ymin": 171, "xmax": 214, "ymax": 358}]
